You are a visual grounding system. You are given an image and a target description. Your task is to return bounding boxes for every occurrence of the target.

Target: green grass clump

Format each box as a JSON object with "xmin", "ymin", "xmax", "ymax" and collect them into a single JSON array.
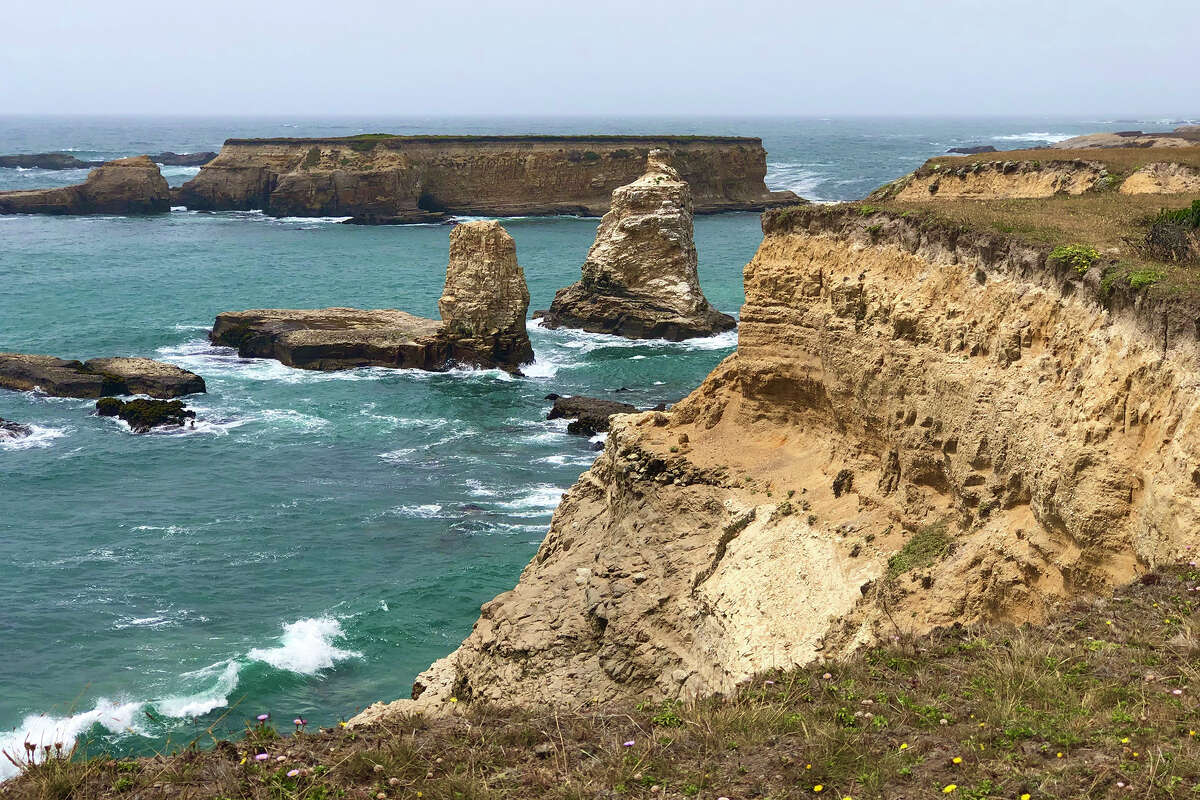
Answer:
[
  {"xmin": 1153, "ymin": 198, "xmax": 1200, "ymax": 228},
  {"xmin": 887, "ymin": 521, "xmax": 951, "ymax": 576},
  {"xmin": 1127, "ymin": 268, "xmax": 1167, "ymax": 289},
  {"xmin": 1049, "ymin": 243, "xmax": 1101, "ymax": 275}
]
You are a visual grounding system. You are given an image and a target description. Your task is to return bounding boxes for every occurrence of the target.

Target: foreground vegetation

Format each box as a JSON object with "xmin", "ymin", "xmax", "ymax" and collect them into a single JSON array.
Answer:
[{"xmin": 5, "ymin": 566, "xmax": 1200, "ymax": 799}]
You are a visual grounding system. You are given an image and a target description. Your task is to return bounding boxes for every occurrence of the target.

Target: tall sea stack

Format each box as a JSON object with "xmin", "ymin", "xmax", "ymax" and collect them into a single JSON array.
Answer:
[{"xmin": 538, "ymin": 150, "xmax": 736, "ymax": 340}]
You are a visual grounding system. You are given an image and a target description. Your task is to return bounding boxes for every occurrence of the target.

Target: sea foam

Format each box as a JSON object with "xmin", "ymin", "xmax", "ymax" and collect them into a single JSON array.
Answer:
[{"xmin": 246, "ymin": 617, "xmax": 361, "ymax": 675}]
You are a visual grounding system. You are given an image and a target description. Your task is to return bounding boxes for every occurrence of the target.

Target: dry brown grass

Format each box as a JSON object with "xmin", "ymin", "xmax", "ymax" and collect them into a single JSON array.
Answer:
[{"xmin": 4, "ymin": 566, "xmax": 1200, "ymax": 799}]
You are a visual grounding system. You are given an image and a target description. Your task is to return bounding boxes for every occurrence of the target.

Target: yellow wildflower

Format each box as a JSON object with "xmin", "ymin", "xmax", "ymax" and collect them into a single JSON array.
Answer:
[
  {"xmin": 943, "ymin": 785, "xmax": 957, "ymax": 794},
  {"xmin": 1020, "ymin": 795, "xmax": 1030, "ymax": 800},
  {"xmin": 813, "ymin": 785, "xmax": 823, "ymax": 793},
  {"xmin": 1121, "ymin": 737, "xmax": 1129, "ymax": 743},
  {"xmin": 899, "ymin": 743, "xmax": 908, "ymax": 750},
  {"xmin": 449, "ymin": 697, "xmax": 459, "ymax": 703},
  {"xmin": 952, "ymin": 756, "xmax": 962, "ymax": 764},
  {"xmin": 1056, "ymin": 752, "xmax": 1063, "ymax": 758}
]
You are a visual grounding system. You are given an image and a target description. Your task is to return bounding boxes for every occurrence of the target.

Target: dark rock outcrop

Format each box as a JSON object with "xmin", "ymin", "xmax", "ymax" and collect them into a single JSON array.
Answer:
[
  {"xmin": 0, "ymin": 353, "xmax": 205, "ymax": 398},
  {"xmin": 96, "ymin": 397, "xmax": 195, "ymax": 432},
  {"xmin": 538, "ymin": 150, "xmax": 737, "ymax": 340},
  {"xmin": 947, "ymin": 145, "xmax": 998, "ymax": 154},
  {"xmin": 150, "ymin": 152, "xmax": 217, "ymax": 167},
  {"xmin": 546, "ymin": 395, "xmax": 638, "ymax": 436},
  {"xmin": 0, "ymin": 152, "xmax": 215, "ymax": 170},
  {"xmin": 176, "ymin": 135, "xmax": 799, "ymax": 218},
  {"xmin": 211, "ymin": 221, "xmax": 533, "ymax": 373},
  {"xmin": 0, "ymin": 417, "xmax": 32, "ymax": 440},
  {"xmin": 0, "ymin": 157, "xmax": 170, "ymax": 215}
]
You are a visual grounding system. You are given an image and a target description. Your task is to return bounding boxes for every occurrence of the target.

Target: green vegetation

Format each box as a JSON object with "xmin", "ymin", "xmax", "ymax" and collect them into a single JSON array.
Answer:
[
  {"xmin": 1049, "ymin": 243, "xmax": 1101, "ymax": 275},
  {"xmin": 887, "ymin": 520, "xmax": 951, "ymax": 577},
  {"xmin": 9, "ymin": 566, "xmax": 1200, "ymax": 799},
  {"xmin": 1154, "ymin": 198, "xmax": 1200, "ymax": 229},
  {"xmin": 1128, "ymin": 268, "xmax": 1167, "ymax": 289}
]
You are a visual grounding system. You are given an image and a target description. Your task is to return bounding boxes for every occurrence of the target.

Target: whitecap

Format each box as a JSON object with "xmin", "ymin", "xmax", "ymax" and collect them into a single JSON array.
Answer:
[
  {"xmin": 0, "ymin": 425, "xmax": 67, "ymax": 451},
  {"xmin": 495, "ymin": 484, "xmax": 565, "ymax": 516},
  {"xmin": 0, "ymin": 699, "xmax": 144, "ymax": 781},
  {"xmin": 464, "ymin": 479, "xmax": 498, "ymax": 497},
  {"xmin": 246, "ymin": 617, "xmax": 360, "ymax": 675},
  {"xmin": 152, "ymin": 660, "xmax": 240, "ymax": 718},
  {"xmin": 990, "ymin": 132, "xmax": 1075, "ymax": 143}
]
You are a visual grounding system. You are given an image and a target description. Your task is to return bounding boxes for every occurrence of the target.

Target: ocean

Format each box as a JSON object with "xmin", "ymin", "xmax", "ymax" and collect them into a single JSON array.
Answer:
[{"xmin": 0, "ymin": 114, "xmax": 1177, "ymax": 774}]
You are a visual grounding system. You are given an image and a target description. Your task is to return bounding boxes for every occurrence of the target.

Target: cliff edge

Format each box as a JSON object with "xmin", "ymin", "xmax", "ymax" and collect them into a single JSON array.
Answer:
[{"xmin": 356, "ymin": 198, "xmax": 1200, "ymax": 722}]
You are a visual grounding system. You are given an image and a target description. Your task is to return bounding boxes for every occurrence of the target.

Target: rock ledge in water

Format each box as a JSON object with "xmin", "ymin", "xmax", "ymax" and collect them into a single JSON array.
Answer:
[
  {"xmin": 96, "ymin": 397, "xmax": 195, "ymax": 433},
  {"xmin": 0, "ymin": 353, "xmax": 206, "ymax": 398},
  {"xmin": 0, "ymin": 417, "xmax": 32, "ymax": 440},
  {"xmin": 211, "ymin": 221, "xmax": 533, "ymax": 373},
  {"xmin": 538, "ymin": 150, "xmax": 736, "ymax": 341},
  {"xmin": 546, "ymin": 394, "xmax": 640, "ymax": 436},
  {"xmin": 0, "ymin": 156, "xmax": 170, "ymax": 215}
]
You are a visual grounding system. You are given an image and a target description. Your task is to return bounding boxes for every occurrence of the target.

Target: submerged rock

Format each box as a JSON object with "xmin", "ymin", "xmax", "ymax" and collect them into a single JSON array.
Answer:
[
  {"xmin": 211, "ymin": 221, "xmax": 533, "ymax": 373},
  {"xmin": 0, "ymin": 156, "xmax": 170, "ymax": 215},
  {"xmin": 546, "ymin": 394, "xmax": 639, "ymax": 436},
  {"xmin": 538, "ymin": 150, "xmax": 736, "ymax": 340},
  {"xmin": 96, "ymin": 397, "xmax": 195, "ymax": 433},
  {"xmin": 0, "ymin": 353, "xmax": 205, "ymax": 398},
  {"xmin": 0, "ymin": 417, "xmax": 32, "ymax": 440}
]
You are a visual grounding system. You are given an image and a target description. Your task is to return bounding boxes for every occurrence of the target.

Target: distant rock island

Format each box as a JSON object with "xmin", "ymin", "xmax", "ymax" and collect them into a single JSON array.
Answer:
[
  {"xmin": 0, "ymin": 151, "xmax": 217, "ymax": 169},
  {"xmin": 0, "ymin": 156, "xmax": 170, "ymax": 215},
  {"xmin": 175, "ymin": 134, "xmax": 799, "ymax": 220},
  {"xmin": 0, "ymin": 354, "xmax": 205, "ymax": 398},
  {"xmin": 211, "ymin": 220, "xmax": 534, "ymax": 373},
  {"xmin": 539, "ymin": 150, "xmax": 737, "ymax": 340}
]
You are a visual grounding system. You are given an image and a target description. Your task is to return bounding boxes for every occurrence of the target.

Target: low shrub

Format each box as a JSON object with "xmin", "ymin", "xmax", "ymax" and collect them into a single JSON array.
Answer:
[{"xmin": 1049, "ymin": 243, "xmax": 1100, "ymax": 275}]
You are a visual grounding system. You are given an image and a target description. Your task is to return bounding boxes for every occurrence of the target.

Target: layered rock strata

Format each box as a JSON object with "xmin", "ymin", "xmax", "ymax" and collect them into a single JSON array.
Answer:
[
  {"xmin": 538, "ymin": 151, "xmax": 737, "ymax": 340},
  {"xmin": 0, "ymin": 354, "xmax": 205, "ymax": 398},
  {"xmin": 175, "ymin": 135, "xmax": 798, "ymax": 218},
  {"xmin": 211, "ymin": 221, "xmax": 533, "ymax": 373},
  {"xmin": 0, "ymin": 156, "xmax": 170, "ymax": 215},
  {"xmin": 355, "ymin": 204, "xmax": 1200, "ymax": 722}
]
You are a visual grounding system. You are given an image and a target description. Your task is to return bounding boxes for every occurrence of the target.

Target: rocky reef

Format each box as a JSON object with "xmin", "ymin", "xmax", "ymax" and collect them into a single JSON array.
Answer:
[
  {"xmin": 0, "ymin": 156, "xmax": 170, "ymax": 215},
  {"xmin": 0, "ymin": 151, "xmax": 216, "ymax": 169},
  {"xmin": 175, "ymin": 135, "xmax": 798, "ymax": 218},
  {"xmin": 545, "ymin": 395, "xmax": 639, "ymax": 436},
  {"xmin": 0, "ymin": 354, "xmax": 205, "ymax": 398},
  {"xmin": 95, "ymin": 397, "xmax": 196, "ymax": 433},
  {"xmin": 537, "ymin": 151, "xmax": 737, "ymax": 340},
  {"xmin": 211, "ymin": 221, "xmax": 533, "ymax": 373},
  {"xmin": 354, "ymin": 201, "xmax": 1200, "ymax": 723},
  {"xmin": 0, "ymin": 417, "xmax": 32, "ymax": 440}
]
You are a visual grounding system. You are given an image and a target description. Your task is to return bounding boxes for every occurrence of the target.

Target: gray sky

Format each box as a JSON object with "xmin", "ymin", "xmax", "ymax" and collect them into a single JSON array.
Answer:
[{"xmin": 2, "ymin": 0, "xmax": 1196, "ymax": 116}]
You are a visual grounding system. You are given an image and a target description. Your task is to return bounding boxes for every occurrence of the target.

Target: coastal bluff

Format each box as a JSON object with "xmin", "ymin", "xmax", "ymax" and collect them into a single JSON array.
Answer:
[
  {"xmin": 211, "ymin": 220, "xmax": 533, "ymax": 373},
  {"xmin": 175, "ymin": 135, "xmax": 798, "ymax": 219}
]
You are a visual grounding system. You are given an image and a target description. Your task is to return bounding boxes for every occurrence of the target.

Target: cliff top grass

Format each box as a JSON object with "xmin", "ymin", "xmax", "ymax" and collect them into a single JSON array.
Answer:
[
  {"xmin": 922, "ymin": 145, "xmax": 1200, "ymax": 175},
  {"xmin": 867, "ymin": 190, "xmax": 1200, "ymax": 299},
  {"xmin": 223, "ymin": 134, "xmax": 764, "ymax": 147},
  {"xmin": 6, "ymin": 565, "xmax": 1200, "ymax": 800}
]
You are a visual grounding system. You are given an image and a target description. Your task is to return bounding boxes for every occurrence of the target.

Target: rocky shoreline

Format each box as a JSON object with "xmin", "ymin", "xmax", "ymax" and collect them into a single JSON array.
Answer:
[{"xmin": 0, "ymin": 353, "xmax": 205, "ymax": 398}]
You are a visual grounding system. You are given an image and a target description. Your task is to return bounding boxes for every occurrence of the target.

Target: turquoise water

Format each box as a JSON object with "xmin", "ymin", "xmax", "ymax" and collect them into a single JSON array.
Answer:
[{"xmin": 0, "ymin": 115, "xmax": 1162, "ymax": 772}]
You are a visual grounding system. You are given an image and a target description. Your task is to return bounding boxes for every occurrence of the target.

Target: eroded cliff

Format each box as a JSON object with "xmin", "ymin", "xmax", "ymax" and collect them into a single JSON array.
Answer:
[
  {"xmin": 175, "ymin": 135, "xmax": 798, "ymax": 218},
  {"xmin": 355, "ymin": 204, "xmax": 1200, "ymax": 722}
]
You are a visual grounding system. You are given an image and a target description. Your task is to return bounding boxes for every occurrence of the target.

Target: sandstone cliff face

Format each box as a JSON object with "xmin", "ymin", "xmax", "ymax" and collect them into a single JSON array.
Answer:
[
  {"xmin": 539, "ymin": 151, "xmax": 737, "ymax": 340},
  {"xmin": 1120, "ymin": 162, "xmax": 1200, "ymax": 194},
  {"xmin": 354, "ymin": 205, "xmax": 1200, "ymax": 722},
  {"xmin": 176, "ymin": 136, "xmax": 798, "ymax": 217},
  {"xmin": 211, "ymin": 222, "xmax": 533, "ymax": 373},
  {"xmin": 0, "ymin": 156, "xmax": 170, "ymax": 215}
]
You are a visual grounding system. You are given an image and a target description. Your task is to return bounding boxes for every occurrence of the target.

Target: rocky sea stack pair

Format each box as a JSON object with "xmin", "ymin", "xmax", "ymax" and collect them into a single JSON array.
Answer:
[
  {"xmin": 539, "ymin": 149, "xmax": 736, "ymax": 341},
  {"xmin": 211, "ymin": 221, "xmax": 533, "ymax": 373}
]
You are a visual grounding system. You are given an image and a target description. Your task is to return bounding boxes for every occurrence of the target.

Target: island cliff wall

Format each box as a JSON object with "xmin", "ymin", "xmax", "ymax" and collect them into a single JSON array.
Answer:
[
  {"xmin": 175, "ymin": 135, "xmax": 798, "ymax": 218},
  {"xmin": 355, "ymin": 204, "xmax": 1200, "ymax": 722}
]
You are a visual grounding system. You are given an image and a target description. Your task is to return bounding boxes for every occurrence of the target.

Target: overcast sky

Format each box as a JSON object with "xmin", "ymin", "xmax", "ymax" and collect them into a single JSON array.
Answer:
[{"xmin": 2, "ymin": 0, "xmax": 1196, "ymax": 116}]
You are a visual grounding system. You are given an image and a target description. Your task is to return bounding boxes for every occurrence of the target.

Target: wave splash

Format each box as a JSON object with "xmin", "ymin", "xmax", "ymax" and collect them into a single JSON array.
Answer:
[{"xmin": 0, "ymin": 616, "xmax": 358, "ymax": 781}]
